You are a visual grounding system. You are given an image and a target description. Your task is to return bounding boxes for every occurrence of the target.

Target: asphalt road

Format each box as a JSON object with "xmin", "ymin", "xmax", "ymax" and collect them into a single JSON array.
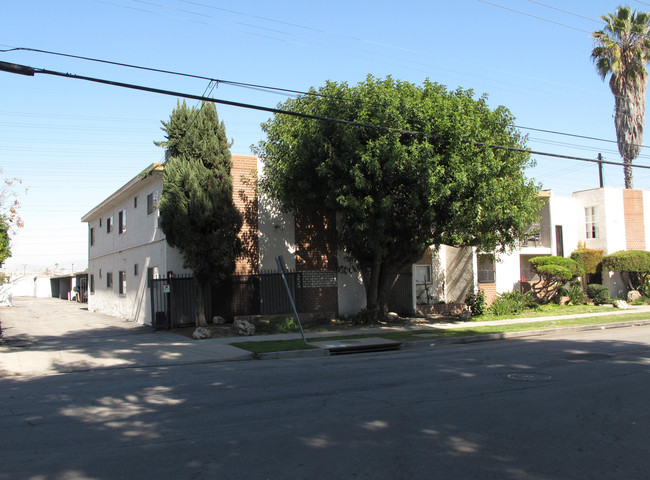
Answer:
[{"xmin": 2, "ymin": 324, "xmax": 650, "ymax": 479}]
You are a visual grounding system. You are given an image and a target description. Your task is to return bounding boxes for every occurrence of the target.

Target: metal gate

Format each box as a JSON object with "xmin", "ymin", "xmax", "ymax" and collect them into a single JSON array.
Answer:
[{"xmin": 150, "ymin": 274, "xmax": 195, "ymax": 330}]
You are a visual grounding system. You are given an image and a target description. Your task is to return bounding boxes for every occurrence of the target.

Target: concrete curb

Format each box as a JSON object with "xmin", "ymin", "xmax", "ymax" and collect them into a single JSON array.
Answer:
[
  {"xmin": 255, "ymin": 319, "xmax": 650, "ymax": 360},
  {"xmin": 402, "ymin": 319, "xmax": 650, "ymax": 349}
]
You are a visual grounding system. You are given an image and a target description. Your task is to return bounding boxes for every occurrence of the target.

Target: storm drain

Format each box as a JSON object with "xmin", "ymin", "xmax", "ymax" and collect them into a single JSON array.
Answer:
[{"xmin": 310, "ymin": 338, "xmax": 403, "ymax": 355}]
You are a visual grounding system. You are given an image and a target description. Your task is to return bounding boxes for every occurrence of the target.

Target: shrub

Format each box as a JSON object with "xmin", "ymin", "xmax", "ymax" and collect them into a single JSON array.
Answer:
[
  {"xmin": 601, "ymin": 250, "xmax": 650, "ymax": 295},
  {"xmin": 587, "ymin": 284, "xmax": 610, "ymax": 305},
  {"xmin": 528, "ymin": 256, "xmax": 583, "ymax": 303},
  {"xmin": 349, "ymin": 308, "xmax": 377, "ymax": 325},
  {"xmin": 570, "ymin": 248, "xmax": 604, "ymax": 275},
  {"xmin": 252, "ymin": 315, "xmax": 298, "ymax": 333},
  {"xmin": 465, "ymin": 290, "xmax": 486, "ymax": 317},
  {"xmin": 568, "ymin": 284, "xmax": 584, "ymax": 305},
  {"xmin": 488, "ymin": 291, "xmax": 537, "ymax": 316}
]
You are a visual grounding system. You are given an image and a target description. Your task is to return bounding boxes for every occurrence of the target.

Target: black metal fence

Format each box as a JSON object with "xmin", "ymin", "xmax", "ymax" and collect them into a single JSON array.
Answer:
[
  {"xmin": 151, "ymin": 271, "xmax": 306, "ymax": 330},
  {"xmin": 150, "ymin": 270, "xmax": 413, "ymax": 330}
]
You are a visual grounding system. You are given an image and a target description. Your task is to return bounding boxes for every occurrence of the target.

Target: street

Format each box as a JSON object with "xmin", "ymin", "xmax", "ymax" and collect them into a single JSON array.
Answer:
[{"xmin": 2, "ymin": 322, "xmax": 650, "ymax": 479}]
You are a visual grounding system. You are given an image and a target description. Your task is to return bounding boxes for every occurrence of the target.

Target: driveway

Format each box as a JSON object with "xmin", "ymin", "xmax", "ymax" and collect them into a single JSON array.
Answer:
[{"xmin": 0, "ymin": 297, "xmax": 252, "ymax": 377}]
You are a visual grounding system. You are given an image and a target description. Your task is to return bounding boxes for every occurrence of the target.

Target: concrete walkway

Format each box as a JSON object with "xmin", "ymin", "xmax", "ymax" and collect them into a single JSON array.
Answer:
[{"xmin": 2, "ymin": 297, "xmax": 650, "ymax": 377}]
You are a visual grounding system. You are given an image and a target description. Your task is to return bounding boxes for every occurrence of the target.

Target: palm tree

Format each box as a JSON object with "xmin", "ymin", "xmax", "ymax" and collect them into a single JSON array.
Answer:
[{"xmin": 591, "ymin": 6, "xmax": 650, "ymax": 189}]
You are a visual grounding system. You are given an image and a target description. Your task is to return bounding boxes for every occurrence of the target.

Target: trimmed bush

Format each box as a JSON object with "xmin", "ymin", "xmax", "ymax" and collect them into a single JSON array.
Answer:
[
  {"xmin": 528, "ymin": 256, "xmax": 583, "ymax": 303},
  {"xmin": 570, "ymin": 248, "xmax": 604, "ymax": 275},
  {"xmin": 587, "ymin": 284, "xmax": 610, "ymax": 305},
  {"xmin": 601, "ymin": 250, "xmax": 650, "ymax": 295}
]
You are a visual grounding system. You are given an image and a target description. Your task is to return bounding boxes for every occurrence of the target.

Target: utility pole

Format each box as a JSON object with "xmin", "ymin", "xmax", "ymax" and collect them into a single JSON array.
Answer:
[{"xmin": 598, "ymin": 153, "xmax": 604, "ymax": 188}]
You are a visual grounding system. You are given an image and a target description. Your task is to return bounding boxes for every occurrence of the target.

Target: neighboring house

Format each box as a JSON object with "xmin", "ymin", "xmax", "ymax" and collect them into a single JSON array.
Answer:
[{"xmin": 414, "ymin": 187, "xmax": 650, "ymax": 309}]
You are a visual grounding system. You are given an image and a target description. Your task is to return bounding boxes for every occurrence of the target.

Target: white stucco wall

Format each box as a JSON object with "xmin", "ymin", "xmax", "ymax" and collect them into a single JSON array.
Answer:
[
  {"xmin": 494, "ymin": 251, "xmax": 521, "ymax": 294},
  {"xmin": 573, "ymin": 188, "xmax": 626, "ymax": 254},
  {"xmin": 83, "ymin": 166, "xmax": 194, "ymax": 325},
  {"xmin": 548, "ymin": 194, "xmax": 577, "ymax": 256}
]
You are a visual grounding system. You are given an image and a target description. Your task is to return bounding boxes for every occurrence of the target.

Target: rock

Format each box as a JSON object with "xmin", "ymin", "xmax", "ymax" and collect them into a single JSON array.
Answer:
[
  {"xmin": 627, "ymin": 290, "xmax": 642, "ymax": 303},
  {"xmin": 233, "ymin": 318, "xmax": 255, "ymax": 336},
  {"xmin": 192, "ymin": 326, "xmax": 212, "ymax": 339},
  {"xmin": 386, "ymin": 312, "xmax": 400, "ymax": 321},
  {"xmin": 613, "ymin": 300, "xmax": 629, "ymax": 310},
  {"xmin": 458, "ymin": 309, "xmax": 471, "ymax": 321},
  {"xmin": 212, "ymin": 315, "xmax": 227, "ymax": 325}
]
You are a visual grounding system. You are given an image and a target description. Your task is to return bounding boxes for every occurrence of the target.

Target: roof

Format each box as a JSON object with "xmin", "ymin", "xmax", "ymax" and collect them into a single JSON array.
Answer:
[{"xmin": 81, "ymin": 163, "xmax": 163, "ymax": 222}]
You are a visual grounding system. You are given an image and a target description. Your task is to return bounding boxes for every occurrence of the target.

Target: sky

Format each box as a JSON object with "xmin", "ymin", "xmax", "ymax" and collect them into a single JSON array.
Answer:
[{"xmin": 2, "ymin": 0, "xmax": 650, "ymax": 275}]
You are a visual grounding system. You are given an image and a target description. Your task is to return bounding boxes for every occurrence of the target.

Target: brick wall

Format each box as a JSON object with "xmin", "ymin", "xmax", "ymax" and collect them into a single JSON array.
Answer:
[
  {"xmin": 480, "ymin": 283, "xmax": 497, "ymax": 306},
  {"xmin": 623, "ymin": 189, "xmax": 646, "ymax": 251},
  {"xmin": 231, "ymin": 155, "xmax": 259, "ymax": 274},
  {"xmin": 294, "ymin": 213, "xmax": 339, "ymax": 313}
]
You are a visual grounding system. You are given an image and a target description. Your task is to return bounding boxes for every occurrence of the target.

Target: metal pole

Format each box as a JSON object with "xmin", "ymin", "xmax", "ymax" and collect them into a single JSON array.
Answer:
[
  {"xmin": 598, "ymin": 153, "xmax": 604, "ymax": 188},
  {"xmin": 275, "ymin": 256, "xmax": 307, "ymax": 344}
]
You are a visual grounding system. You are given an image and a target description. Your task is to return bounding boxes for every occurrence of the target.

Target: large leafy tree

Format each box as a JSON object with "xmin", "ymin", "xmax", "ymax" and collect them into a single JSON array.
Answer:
[
  {"xmin": 255, "ymin": 75, "xmax": 542, "ymax": 317},
  {"xmin": 592, "ymin": 6, "xmax": 650, "ymax": 189},
  {"xmin": 156, "ymin": 101, "xmax": 242, "ymax": 326}
]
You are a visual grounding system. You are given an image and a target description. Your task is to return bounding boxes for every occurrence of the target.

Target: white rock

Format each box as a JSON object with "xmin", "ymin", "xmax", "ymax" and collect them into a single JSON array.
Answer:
[
  {"xmin": 627, "ymin": 290, "xmax": 642, "ymax": 303},
  {"xmin": 613, "ymin": 300, "xmax": 629, "ymax": 310},
  {"xmin": 233, "ymin": 319, "xmax": 255, "ymax": 336},
  {"xmin": 192, "ymin": 326, "xmax": 212, "ymax": 339},
  {"xmin": 212, "ymin": 316, "xmax": 227, "ymax": 325}
]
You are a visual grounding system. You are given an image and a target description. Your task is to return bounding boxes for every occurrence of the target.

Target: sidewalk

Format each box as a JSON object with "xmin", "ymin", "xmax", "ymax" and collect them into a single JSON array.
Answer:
[{"xmin": 2, "ymin": 297, "xmax": 650, "ymax": 377}]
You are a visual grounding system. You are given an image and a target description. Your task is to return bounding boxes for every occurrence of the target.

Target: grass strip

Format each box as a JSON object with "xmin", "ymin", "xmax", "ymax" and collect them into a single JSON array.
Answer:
[{"xmin": 230, "ymin": 311, "xmax": 650, "ymax": 354}]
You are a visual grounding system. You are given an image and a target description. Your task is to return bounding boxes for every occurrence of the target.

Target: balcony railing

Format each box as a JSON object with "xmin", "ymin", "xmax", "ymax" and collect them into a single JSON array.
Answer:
[{"xmin": 520, "ymin": 223, "xmax": 551, "ymax": 249}]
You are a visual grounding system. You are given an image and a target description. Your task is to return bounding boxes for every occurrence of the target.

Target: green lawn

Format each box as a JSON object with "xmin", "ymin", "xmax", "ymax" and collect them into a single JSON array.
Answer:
[
  {"xmin": 469, "ymin": 303, "xmax": 618, "ymax": 322},
  {"xmin": 230, "ymin": 310, "xmax": 650, "ymax": 355}
]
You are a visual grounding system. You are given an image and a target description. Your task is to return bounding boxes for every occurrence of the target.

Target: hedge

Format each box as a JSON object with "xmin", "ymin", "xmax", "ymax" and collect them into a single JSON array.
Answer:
[{"xmin": 601, "ymin": 250, "xmax": 650, "ymax": 273}]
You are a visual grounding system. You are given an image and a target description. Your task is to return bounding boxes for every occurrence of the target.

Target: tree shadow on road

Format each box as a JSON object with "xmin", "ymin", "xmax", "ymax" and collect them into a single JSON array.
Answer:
[{"xmin": 1, "ymin": 329, "xmax": 650, "ymax": 479}]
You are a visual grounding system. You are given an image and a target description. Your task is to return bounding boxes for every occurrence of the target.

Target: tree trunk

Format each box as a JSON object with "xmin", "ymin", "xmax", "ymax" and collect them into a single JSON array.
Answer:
[
  {"xmin": 194, "ymin": 278, "xmax": 207, "ymax": 327},
  {"xmin": 363, "ymin": 254, "xmax": 383, "ymax": 319},
  {"xmin": 624, "ymin": 158, "xmax": 634, "ymax": 189}
]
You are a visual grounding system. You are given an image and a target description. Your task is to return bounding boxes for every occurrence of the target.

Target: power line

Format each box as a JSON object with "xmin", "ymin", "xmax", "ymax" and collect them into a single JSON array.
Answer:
[
  {"xmin": 2, "ymin": 45, "xmax": 642, "ymax": 140},
  {"xmin": 2, "ymin": 60, "xmax": 647, "ymax": 172},
  {"xmin": 477, "ymin": 0, "xmax": 592, "ymax": 33}
]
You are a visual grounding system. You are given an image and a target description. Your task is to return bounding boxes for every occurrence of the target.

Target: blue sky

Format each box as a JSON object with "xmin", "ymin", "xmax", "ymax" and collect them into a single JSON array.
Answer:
[{"xmin": 2, "ymin": 0, "xmax": 649, "ymax": 274}]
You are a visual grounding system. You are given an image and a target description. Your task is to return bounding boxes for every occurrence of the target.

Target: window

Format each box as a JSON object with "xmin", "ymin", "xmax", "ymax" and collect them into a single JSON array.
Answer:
[
  {"xmin": 90, "ymin": 227, "xmax": 95, "ymax": 246},
  {"xmin": 134, "ymin": 263, "xmax": 139, "ymax": 276},
  {"xmin": 585, "ymin": 207, "xmax": 598, "ymax": 239},
  {"xmin": 107, "ymin": 216, "xmax": 113, "ymax": 234},
  {"xmin": 415, "ymin": 265, "xmax": 432, "ymax": 285},
  {"xmin": 118, "ymin": 209, "xmax": 126, "ymax": 234},
  {"xmin": 99, "ymin": 218, "xmax": 102, "ymax": 228},
  {"xmin": 147, "ymin": 189, "xmax": 159, "ymax": 214},
  {"xmin": 99, "ymin": 268, "xmax": 102, "ymax": 278},
  {"xmin": 147, "ymin": 266, "xmax": 159, "ymax": 287},
  {"xmin": 119, "ymin": 271, "xmax": 126, "ymax": 295},
  {"xmin": 477, "ymin": 254, "xmax": 496, "ymax": 284},
  {"xmin": 106, "ymin": 272, "xmax": 113, "ymax": 289},
  {"xmin": 90, "ymin": 274, "xmax": 95, "ymax": 294},
  {"xmin": 134, "ymin": 196, "xmax": 138, "ymax": 209}
]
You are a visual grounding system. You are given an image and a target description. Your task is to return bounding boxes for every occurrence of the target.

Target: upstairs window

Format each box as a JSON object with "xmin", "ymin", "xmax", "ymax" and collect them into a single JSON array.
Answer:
[
  {"xmin": 118, "ymin": 209, "xmax": 126, "ymax": 234},
  {"xmin": 106, "ymin": 216, "xmax": 113, "ymax": 234},
  {"xmin": 90, "ymin": 227, "xmax": 95, "ymax": 246},
  {"xmin": 147, "ymin": 189, "xmax": 159, "ymax": 215},
  {"xmin": 585, "ymin": 207, "xmax": 598, "ymax": 239}
]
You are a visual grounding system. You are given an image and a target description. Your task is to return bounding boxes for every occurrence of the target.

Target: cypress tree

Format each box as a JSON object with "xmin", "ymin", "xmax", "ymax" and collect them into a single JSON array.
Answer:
[{"xmin": 156, "ymin": 101, "xmax": 242, "ymax": 327}]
